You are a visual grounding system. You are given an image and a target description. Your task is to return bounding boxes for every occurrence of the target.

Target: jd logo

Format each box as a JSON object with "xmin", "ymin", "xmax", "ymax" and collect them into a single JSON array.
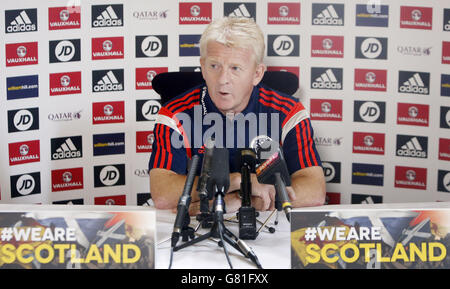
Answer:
[
  {"xmin": 55, "ymin": 40, "xmax": 75, "ymax": 61},
  {"xmin": 268, "ymin": 35, "xmax": 299, "ymax": 56},
  {"xmin": 10, "ymin": 172, "xmax": 40, "ymax": 198},
  {"xmin": 8, "ymin": 108, "xmax": 39, "ymax": 132},
  {"xmin": 136, "ymin": 35, "xmax": 167, "ymax": 57},
  {"xmin": 100, "ymin": 165, "xmax": 119, "ymax": 186},
  {"xmin": 14, "ymin": 110, "xmax": 33, "ymax": 130},
  {"xmin": 94, "ymin": 164, "xmax": 125, "ymax": 187},
  {"xmin": 17, "ymin": 174, "xmax": 35, "ymax": 195}
]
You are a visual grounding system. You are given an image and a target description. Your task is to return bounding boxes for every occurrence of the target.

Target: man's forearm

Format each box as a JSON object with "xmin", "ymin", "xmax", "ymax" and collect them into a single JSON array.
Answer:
[{"xmin": 289, "ymin": 167, "xmax": 326, "ymax": 207}]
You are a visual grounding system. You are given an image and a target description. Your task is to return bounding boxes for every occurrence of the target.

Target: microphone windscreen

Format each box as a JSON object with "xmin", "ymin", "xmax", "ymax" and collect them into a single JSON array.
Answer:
[{"xmin": 209, "ymin": 148, "xmax": 230, "ymax": 193}]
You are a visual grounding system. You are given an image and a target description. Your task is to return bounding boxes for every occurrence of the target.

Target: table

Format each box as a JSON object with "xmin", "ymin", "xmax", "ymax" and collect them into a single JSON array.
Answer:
[{"xmin": 155, "ymin": 209, "xmax": 291, "ymax": 269}]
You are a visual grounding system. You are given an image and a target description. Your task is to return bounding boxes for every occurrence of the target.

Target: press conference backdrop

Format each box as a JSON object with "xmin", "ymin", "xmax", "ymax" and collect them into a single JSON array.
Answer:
[{"xmin": 0, "ymin": 0, "xmax": 449, "ymax": 206}]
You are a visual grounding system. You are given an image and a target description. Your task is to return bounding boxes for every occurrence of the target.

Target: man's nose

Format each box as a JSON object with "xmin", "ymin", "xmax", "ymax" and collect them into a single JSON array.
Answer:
[{"xmin": 218, "ymin": 68, "xmax": 230, "ymax": 85}]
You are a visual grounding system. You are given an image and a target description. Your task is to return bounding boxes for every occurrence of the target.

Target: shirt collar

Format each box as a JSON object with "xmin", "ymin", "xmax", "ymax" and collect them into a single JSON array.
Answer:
[{"xmin": 201, "ymin": 84, "xmax": 259, "ymax": 117}]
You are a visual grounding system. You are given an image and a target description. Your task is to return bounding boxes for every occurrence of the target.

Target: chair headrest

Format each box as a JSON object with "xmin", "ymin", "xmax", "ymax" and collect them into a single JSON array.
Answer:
[{"xmin": 152, "ymin": 71, "xmax": 298, "ymax": 104}]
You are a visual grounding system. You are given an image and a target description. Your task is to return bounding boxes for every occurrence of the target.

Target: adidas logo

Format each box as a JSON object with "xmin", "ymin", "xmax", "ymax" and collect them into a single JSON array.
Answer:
[
  {"xmin": 397, "ymin": 136, "xmax": 427, "ymax": 158},
  {"xmin": 399, "ymin": 72, "xmax": 429, "ymax": 94},
  {"xmin": 445, "ymin": 19, "xmax": 450, "ymax": 31},
  {"xmin": 92, "ymin": 5, "xmax": 123, "ymax": 27},
  {"xmin": 6, "ymin": 10, "xmax": 36, "ymax": 33},
  {"xmin": 361, "ymin": 196, "xmax": 375, "ymax": 204},
  {"xmin": 93, "ymin": 70, "xmax": 123, "ymax": 92},
  {"xmin": 313, "ymin": 4, "xmax": 343, "ymax": 25},
  {"xmin": 312, "ymin": 69, "xmax": 342, "ymax": 89},
  {"xmin": 52, "ymin": 138, "xmax": 82, "ymax": 160},
  {"xmin": 228, "ymin": 4, "xmax": 252, "ymax": 18}
]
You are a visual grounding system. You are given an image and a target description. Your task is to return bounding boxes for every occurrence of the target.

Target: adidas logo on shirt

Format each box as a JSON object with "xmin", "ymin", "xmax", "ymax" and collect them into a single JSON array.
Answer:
[
  {"xmin": 92, "ymin": 5, "xmax": 123, "ymax": 27},
  {"xmin": 51, "ymin": 136, "xmax": 82, "ymax": 160},
  {"xmin": 396, "ymin": 135, "xmax": 428, "ymax": 158},
  {"xmin": 5, "ymin": 9, "xmax": 37, "ymax": 33},
  {"xmin": 398, "ymin": 71, "xmax": 430, "ymax": 95},
  {"xmin": 311, "ymin": 68, "xmax": 343, "ymax": 90},
  {"xmin": 312, "ymin": 4, "xmax": 344, "ymax": 26}
]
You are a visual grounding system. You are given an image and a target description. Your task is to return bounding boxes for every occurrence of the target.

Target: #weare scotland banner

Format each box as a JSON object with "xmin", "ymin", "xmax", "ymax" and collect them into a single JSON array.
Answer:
[
  {"xmin": 291, "ymin": 208, "xmax": 450, "ymax": 269},
  {"xmin": 0, "ymin": 207, "xmax": 156, "ymax": 269}
]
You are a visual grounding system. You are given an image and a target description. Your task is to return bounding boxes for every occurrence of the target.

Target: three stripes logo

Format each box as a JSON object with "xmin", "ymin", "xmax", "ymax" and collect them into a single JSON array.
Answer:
[
  {"xmin": 224, "ymin": 3, "xmax": 256, "ymax": 19},
  {"xmin": 5, "ymin": 9, "xmax": 37, "ymax": 33},
  {"xmin": 92, "ymin": 69, "xmax": 124, "ymax": 92},
  {"xmin": 311, "ymin": 67, "xmax": 343, "ymax": 90},
  {"xmin": 51, "ymin": 136, "xmax": 83, "ymax": 160},
  {"xmin": 312, "ymin": 4, "xmax": 344, "ymax": 26},
  {"xmin": 92, "ymin": 5, "xmax": 123, "ymax": 27},
  {"xmin": 398, "ymin": 71, "xmax": 430, "ymax": 95},
  {"xmin": 396, "ymin": 135, "xmax": 428, "ymax": 158}
]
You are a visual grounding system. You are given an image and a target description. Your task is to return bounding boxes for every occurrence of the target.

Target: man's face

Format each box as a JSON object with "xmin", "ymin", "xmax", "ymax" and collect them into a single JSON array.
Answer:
[{"xmin": 200, "ymin": 41, "xmax": 265, "ymax": 115}]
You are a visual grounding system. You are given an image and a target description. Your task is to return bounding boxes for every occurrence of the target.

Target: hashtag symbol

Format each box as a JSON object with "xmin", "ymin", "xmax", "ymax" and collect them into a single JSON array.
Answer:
[
  {"xmin": 304, "ymin": 227, "xmax": 317, "ymax": 241},
  {"xmin": 1, "ymin": 228, "xmax": 13, "ymax": 242}
]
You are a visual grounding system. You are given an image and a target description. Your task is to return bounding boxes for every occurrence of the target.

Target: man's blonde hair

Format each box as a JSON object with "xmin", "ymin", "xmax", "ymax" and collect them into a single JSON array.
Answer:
[{"xmin": 199, "ymin": 17, "xmax": 265, "ymax": 64}]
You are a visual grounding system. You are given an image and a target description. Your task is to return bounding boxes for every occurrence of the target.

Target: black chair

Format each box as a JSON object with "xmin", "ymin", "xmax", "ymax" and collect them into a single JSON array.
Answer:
[{"xmin": 152, "ymin": 71, "xmax": 298, "ymax": 104}]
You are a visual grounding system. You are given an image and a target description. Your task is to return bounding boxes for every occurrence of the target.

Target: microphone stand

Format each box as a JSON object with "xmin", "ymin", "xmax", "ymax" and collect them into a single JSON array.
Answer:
[{"xmin": 173, "ymin": 187, "xmax": 263, "ymax": 269}]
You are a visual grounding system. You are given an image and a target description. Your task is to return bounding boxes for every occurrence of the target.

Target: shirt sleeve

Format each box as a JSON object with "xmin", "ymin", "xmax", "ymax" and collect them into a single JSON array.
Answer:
[
  {"xmin": 282, "ymin": 117, "xmax": 322, "ymax": 175},
  {"xmin": 148, "ymin": 122, "xmax": 188, "ymax": 175}
]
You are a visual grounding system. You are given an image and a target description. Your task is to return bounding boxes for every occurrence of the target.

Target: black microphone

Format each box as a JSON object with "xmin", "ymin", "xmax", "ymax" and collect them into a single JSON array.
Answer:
[
  {"xmin": 209, "ymin": 147, "xmax": 230, "ymax": 196},
  {"xmin": 171, "ymin": 154, "xmax": 200, "ymax": 248},
  {"xmin": 236, "ymin": 149, "xmax": 257, "ymax": 240},
  {"xmin": 197, "ymin": 138, "xmax": 215, "ymax": 202},
  {"xmin": 196, "ymin": 138, "xmax": 215, "ymax": 228},
  {"xmin": 254, "ymin": 141, "xmax": 292, "ymax": 221}
]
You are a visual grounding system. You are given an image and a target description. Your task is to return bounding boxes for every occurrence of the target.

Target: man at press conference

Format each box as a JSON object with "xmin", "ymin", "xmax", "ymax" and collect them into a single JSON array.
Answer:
[{"xmin": 148, "ymin": 17, "xmax": 326, "ymax": 215}]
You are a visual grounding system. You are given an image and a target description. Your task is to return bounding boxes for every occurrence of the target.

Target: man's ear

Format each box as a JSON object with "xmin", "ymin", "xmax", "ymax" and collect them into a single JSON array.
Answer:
[{"xmin": 253, "ymin": 63, "xmax": 266, "ymax": 86}]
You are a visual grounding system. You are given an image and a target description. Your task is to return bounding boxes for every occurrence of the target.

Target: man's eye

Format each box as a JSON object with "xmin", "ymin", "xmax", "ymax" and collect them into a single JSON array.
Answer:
[{"xmin": 232, "ymin": 66, "xmax": 240, "ymax": 71}]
